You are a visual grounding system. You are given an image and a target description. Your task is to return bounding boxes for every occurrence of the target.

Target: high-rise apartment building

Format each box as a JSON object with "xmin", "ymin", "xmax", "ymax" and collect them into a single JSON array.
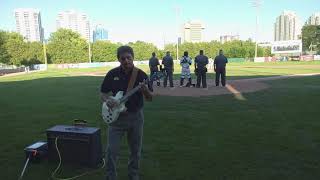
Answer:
[
  {"xmin": 93, "ymin": 24, "xmax": 108, "ymax": 42},
  {"xmin": 306, "ymin": 12, "xmax": 320, "ymax": 25},
  {"xmin": 14, "ymin": 8, "xmax": 44, "ymax": 42},
  {"xmin": 274, "ymin": 10, "xmax": 301, "ymax": 41},
  {"xmin": 182, "ymin": 20, "xmax": 205, "ymax": 43},
  {"xmin": 56, "ymin": 10, "xmax": 90, "ymax": 41}
]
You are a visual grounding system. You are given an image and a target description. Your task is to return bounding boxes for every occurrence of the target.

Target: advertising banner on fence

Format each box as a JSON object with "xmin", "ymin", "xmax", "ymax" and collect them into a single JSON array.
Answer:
[
  {"xmin": 300, "ymin": 55, "xmax": 314, "ymax": 61},
  {"xmin": 314, "ymin": 55, "xmax": 320, "ymax": 60},
  {"xmin": 254, "ymin": 57, "xmax": 265, "ymax": 62},
  {"xmin": 271, "ymin": 40, "xmax": 302, "ymax": 54}
]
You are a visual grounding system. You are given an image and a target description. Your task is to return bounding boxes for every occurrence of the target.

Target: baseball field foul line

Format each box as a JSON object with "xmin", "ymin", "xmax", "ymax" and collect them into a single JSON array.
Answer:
[{"xmin": 225, "ymin": 84, "xmax": 247, "ymax": 101}]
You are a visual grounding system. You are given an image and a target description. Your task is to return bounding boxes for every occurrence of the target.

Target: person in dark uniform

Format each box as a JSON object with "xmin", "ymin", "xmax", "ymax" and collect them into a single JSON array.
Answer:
[
  {"xmin": 100, "ymin": 46, "xmax": 153, "ymax": 180},
  {"xmin": 162, "ymin": 51, "xmax": 174, "ymax": 88},
  {"xmin": 214, "ymin": 49, "xmax": 228, "ymax": 86},
  {"xmin": 149, "ymin": 52, "xmax": 160, "ymax": 87},
  {"xmin": 194, "ymin": 50, "xmax": 209, "ymax": 88}
]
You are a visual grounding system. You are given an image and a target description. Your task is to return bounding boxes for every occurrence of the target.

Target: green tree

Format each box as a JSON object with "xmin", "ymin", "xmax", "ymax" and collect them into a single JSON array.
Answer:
[
  {"xmin": 179, "ymin": 42, "xmax": 197, "ymax": 58},
  {"xmin": 0, "ymin": 28, "xmax": 276, "ymax": 65},
  {"xmin": 164, "ymin": 44, "xmax": 177, "ymax": 59},
  {"xmin": 92, "ymin": 41, "xmax": 120, "ymax": 62},
  {"xmin": 167, "ymin": 40, "xmax": 259, "ymax": 60},
  {"xmin": 21, "ymin": 42, "xmax": 44, "ymax": 65},
  {"xmin": 262, "ymin": 47, "xmax": 272, "ymax": 57},
  {"xmin": 3, "ymin": 32, "xmax": 27, "ymax": 65},
  {"xmin": 128, "ymin": 41, "xmax": 158, "ymax": 60},
  {"xmin": 1, "ymin": 31, "xmax": 46, "ymax": 66},
  {"xmin": 241, "ymin": 40, "xmax": 256, "ymax": 58},
  {"xmin": 47, "ymin": 29, "xmax": 88, "ymax": 64},
  {"xmin": 302, "ymin": 25, "xmax": 320, "ymax": 53},
  {"xmin": 0, "ymin": 31, "xmax": 10, "ymax": 64}
]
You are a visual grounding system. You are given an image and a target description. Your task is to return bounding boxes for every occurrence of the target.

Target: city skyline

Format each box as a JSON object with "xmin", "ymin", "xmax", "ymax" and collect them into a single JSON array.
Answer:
[{"xmin": 1, "ymin": 0, "xmax": 319, "ymax": 48}]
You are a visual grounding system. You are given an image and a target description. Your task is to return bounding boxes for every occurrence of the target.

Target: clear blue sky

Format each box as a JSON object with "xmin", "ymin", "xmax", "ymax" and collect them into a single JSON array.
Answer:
[{"xmin": 0, "ymin": 0, "xmax": 319, "ymax": 48}]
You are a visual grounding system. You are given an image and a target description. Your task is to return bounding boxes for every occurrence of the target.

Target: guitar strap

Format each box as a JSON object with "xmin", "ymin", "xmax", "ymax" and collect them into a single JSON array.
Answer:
[{"xmin": 127, "ymin": 67, "xmax": 139, "ymax": 92}]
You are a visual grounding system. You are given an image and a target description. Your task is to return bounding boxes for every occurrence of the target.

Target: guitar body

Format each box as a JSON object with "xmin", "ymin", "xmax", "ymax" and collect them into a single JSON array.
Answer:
[
  {"xmin": 102, "ymin": 91, "xmax": 127, "ymax": 124},
  {"xmin": 102, "ymin": 78, "xmax": 147, "ymax": 124}
]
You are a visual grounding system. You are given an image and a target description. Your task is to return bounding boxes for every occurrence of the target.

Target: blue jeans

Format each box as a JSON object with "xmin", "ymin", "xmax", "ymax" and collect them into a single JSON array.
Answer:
[{"xmin": 106, "ymin": 110, "xmax": 144, "ymax": 180}]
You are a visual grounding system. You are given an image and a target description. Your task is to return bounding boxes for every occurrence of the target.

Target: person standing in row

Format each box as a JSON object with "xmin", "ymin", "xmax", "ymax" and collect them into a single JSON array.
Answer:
[
  {"xmin": 194, "ymin": 50, "xmax": 209, "ymax": 88},
  {"xmin": 148, "ymin": 52, "xmax": 160, "ymax": 87},
  {"xmin": 162, "ymin": 51, "xmax": 174, "ymax": 88},
  {"xmin": 214, "ymin": 49, "xmax": 228, "ymax": 86},
  {"xmin": 180, "ymin": 51, "xmax": 192, "ymax": 87}
]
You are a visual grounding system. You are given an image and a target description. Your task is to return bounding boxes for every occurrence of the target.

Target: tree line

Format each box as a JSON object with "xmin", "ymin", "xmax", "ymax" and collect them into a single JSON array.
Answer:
[
  {"xmin": 302, "ymin": 25, "xmax": 320, "ymax": 53},
  {"xmin": 6, "ymin": 27, "xmax": 320, "ymax": 66}
]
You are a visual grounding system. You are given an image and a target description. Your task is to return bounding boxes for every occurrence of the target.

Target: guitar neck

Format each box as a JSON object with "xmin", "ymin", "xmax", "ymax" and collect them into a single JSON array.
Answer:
[{"xmin": 119, "ymin": 85, "xmax": 141, "ymax": 104}]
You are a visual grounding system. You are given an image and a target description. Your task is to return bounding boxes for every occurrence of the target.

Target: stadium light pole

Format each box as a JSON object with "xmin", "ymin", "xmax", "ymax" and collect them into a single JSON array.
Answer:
[
  {"xmin": 251, "ymin": 0, "xmax": 262, "ymax": 59},
  {"xmin": 174, "ymin": 6, "xmax": 181, "ymax": 61},
  {"xmin": 42, "ymin": 39, "xmax": 48, "ymax": 70},
  {"xmin": 88, "ymin": 40, "xmax": 92, "ymax": 63},
  {"xmin": 88, "ymin": 28, "xmax": 92, "ymax": 63}
]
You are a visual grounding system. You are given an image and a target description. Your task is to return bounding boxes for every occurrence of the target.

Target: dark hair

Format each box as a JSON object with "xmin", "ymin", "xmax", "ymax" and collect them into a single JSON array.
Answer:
[
  {"xmin": 184, "ymin": 51, "xmax": 188, "ymax": 56},
  {"xmin": 200, "ymin": 50, "xmax": 204, "ymax": 54},
  {"xmin": 152, "ymin": 52, "xmax": 156, "ymax": 56},
  {"xmin": 117, "ymin": 46, "xmax": 134, "ymax": 59},
  {"xmin": 166, "ymin": 51, "xmax": 170, "ymax": 54}
]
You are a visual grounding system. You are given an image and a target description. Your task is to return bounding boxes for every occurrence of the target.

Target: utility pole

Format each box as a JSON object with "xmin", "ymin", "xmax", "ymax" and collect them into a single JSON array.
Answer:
[
  {"xmin": 175, "ymin": 6, "xmax": 181, "ymax": 61},
  {"xmin": 88, "ymin": 41, "xmax": 92, "ymax": 63},
  {"xmin": 43, "ymin": 40, "xmax": 48, "ymax": 70},
  {"xmin": 252, "ymin": 0, "xmax": 262, "ymax": 59}
]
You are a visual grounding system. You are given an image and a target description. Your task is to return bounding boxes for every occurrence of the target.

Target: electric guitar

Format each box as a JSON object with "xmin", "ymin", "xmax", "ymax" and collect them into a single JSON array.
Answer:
[{"xmin": 102, "ymin": 81, "xmax": 147, "ymax": 124}]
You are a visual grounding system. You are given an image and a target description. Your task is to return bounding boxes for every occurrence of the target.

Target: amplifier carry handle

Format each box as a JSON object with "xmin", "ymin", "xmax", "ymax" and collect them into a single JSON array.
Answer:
[{"xmin": 73, "ymin": 119, "xmax": 87, "ymax": 127}]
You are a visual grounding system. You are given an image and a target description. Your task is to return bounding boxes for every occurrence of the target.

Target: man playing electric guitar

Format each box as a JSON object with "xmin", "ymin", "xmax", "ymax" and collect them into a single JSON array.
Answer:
[{"xmin": 100, "ymin": 45, "xmax": 153, "ymax": 180}]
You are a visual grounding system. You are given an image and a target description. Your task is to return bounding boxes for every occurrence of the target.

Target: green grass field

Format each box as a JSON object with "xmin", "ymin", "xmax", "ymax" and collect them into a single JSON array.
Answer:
[{"xmin": 1, "ymin": 62, "xmax": 320, "ymax": 180}]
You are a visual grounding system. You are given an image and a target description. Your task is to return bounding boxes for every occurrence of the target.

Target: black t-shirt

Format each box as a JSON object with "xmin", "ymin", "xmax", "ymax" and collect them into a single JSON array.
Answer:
[
  {"xmin": 195, "ymin": 55, "xmax": 209, "ymax": 69},
  {"xmin": 214, "ymin": 55, "xmax": 228, "ymax": 69},
  {"xmin": 162, "ymin": 55, "xmax": 173, "ymax": 69},
  {"xmin": 100, "ymin": 66, "xmax": 152, "ymax": 112},
  {"xmin": 149, "ymin": 57, "xmax": 159, "ymax": 71}
]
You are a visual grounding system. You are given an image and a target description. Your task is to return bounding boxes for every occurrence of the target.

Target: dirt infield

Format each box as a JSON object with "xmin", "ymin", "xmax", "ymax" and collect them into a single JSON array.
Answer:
[
  {"xmin": 152, "ymin": 73, "xmax": 320, "ymax": 97},
  {"xmin": 79, "ymin": 72, "xmax": 320, "ymax": 97},
  {"xmin": 3, "ymin": 70, "xmax": 318, "ymax": 97},
  {"xmin": 152, "ymin": 79, "xmax": 269, "ymax": 97}
]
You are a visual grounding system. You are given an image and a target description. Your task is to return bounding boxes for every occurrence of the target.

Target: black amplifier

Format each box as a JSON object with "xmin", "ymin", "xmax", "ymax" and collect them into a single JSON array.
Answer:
[{"xmin": 46, "ymin": 125, "xmax": 102, "ymax": 167}]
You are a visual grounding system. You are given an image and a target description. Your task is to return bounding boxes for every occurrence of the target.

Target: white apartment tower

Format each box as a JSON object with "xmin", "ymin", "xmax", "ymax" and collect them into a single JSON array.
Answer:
[
  {"xmin": 56, "ymin": 10, "xmax": 90, "ymax": 41},
  {"xmin": 274, "ymin": 11, "xmax": 301, "ymax": 41},
  {"xmin": 306, "ymin": 12, "xmax": 320, "ymax": 25},
  {"xmin": 183, "ymin": 21, "xmax": 205, "ymax": 43},
  {"xmin": 14, "ymin": 8, "xmax": 44, "ymax": 42},
  {"xmin": 220, "ymin": 35, "xmax": 240, "ymax": 43}
]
